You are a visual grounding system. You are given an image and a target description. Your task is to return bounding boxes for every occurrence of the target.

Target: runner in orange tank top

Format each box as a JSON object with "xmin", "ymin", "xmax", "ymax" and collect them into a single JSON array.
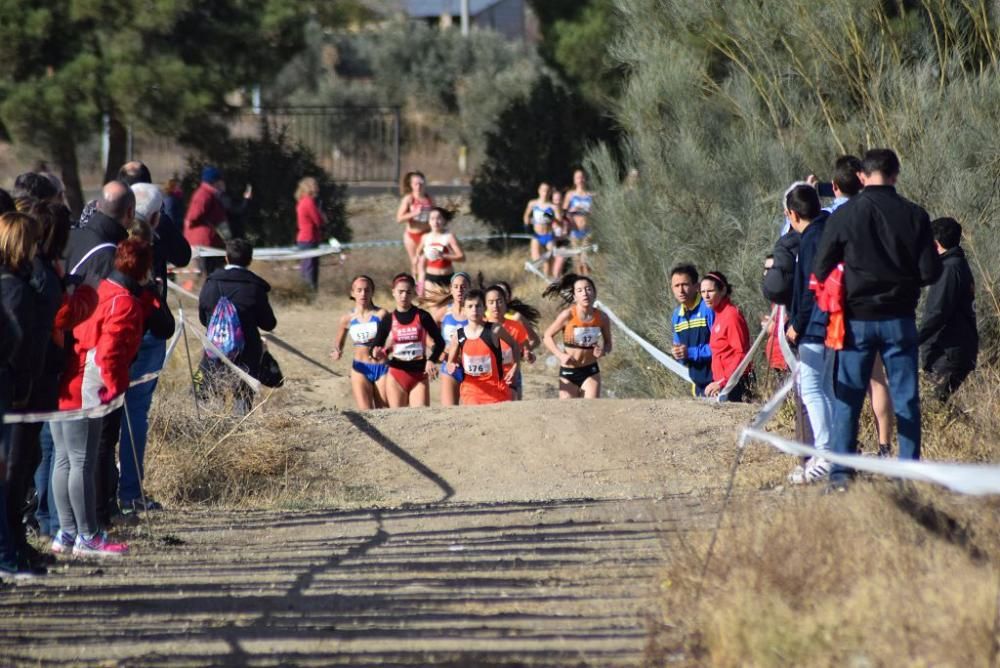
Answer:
[
  {"xmin": 542, "ymin": 273, "xmax": 612, "ymax": 399},
  {"xmin": 485, "ymin": 284, "xmax": 538, "ymax": 400},
  {"xmin": 445, "ymin": 290, "xmax": 520, "ymax": 405}
]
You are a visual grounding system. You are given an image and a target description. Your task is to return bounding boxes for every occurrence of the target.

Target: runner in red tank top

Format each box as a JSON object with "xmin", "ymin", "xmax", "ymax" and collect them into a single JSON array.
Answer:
[
  {"xmin": 445, "ymin": 290, "xmax": 520, "ymax": 405},
  {"xmin": 395, "ymin": 171, "xmax": 434, "ymax": 279}
]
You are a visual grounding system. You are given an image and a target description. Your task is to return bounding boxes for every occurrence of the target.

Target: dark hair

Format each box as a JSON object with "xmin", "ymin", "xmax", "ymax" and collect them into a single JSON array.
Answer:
[
  {"xmin": 489, "ymin": 281, "xmax": 540, "ymax": 324},
  {"xmin": 12, "ymin": 172, "xmax": 57, "ymax": 201},
  {"xmin": 28, "ymin": 200, "xmax": 72, "ymax": 260},
  {"xmin": 701, "ymin": 271, "xmax": 732, "ymax": 296},
  {"xmin": 430, "ymin": 206, "xmax": 454, "ymax": 223},
  {"xmin": 670, "ymin": 263, "xmax": 699, "ymax": 283},
  {"xmin": 117, "ymin": 161, "xmax": 152, "ymax": 186},
  {"xmin": 400, "ymin": 171, "xmax": 426, "ymax": 196},
  {"xmin": 350, "ymin": 274, "xmax": 375, "ymax": 291},
  {"xmin": 392, "ymin": 272, "xmax": 416, "ymax": 288},
  {"xmin": 862, "ymin": 148, "xmax": 900, "ymax": 178},
  {"xmin": 543, "ymin": 273, "xmax": 597, "ymax": 306},
  {"xmin": 931, "ymin": 217, "xmax": 962, "ymax": 250},
  {"xmin": 832, "ymin": 155, "xmax": 863, "ymax": 196},
  {"xmin": 0, "ymin": 189, "xmax": 13, "ymax": 215},
  {"xmin": 225, "ymin": 238, "xmax": 253, "ymax": 267},
  {"xmin": 114, "ymin": 238, "xmax": 153, "ymax": 281},
  {"xmin": 464, "ymin": 289, "xmax": 486, "ymax": 305},
  {"xmin": 784, "ymin": 184, "xmax": 821, "ymax": 220}
]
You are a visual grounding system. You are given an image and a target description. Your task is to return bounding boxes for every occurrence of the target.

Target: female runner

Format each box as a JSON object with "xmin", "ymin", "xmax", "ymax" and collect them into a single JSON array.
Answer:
[
  {"xmin": 565, "ymin": 169, "xmax": 594, "ymax": 275},
  {"xmin": 395, "ymin": 171, "xmax": 434, "ymax": 278},
  {"xmin": 330, "ymin": 275, "xmax": 389, "ymax": 410},
  {"xmin": 370, "ymin": 273, "xmax": 446, "ymax": 408},
  {"xmin": 522, "ymin": 182, "xmax": 558, "ymax": 277},
  {"xmin": 700, "ymin": 271, "xmax": 752, "ymax": 402},
  {"xmin": 433, "ymin": 272, "xmax": 471, "ymax": 406},
  {"xmin": 542, "ymin": 274, "xmax": 612, "ymax": 399},
  {"xmin": 445, "ymin": 290, "xmax": 520, "ymax": 405},
  {"xmin": 416, "ymin": 207, "xmax": 465, "ymax": 300},
  {"xmin": 485, "ymin": 284, "xmax": 537, "ymax": 400},
  {"xmin": 550, "ymin": 190, "xmax": 571, "ymax": 278}
]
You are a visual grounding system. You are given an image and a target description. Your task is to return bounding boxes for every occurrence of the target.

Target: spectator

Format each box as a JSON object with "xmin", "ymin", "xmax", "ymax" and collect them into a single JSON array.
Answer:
[
  {"xmin": 11, "ymin": 172, "xmax": 58, "ymax": 204},
  {"xmin": 184, "ymin": 166, "xmax": 228, "ymax": 278},
  {"xmin": 6, "ymin": 203, "xmax": 74, "ymax": 569},
  {"xmin": 162, "ymin": 177, "xmax": 186, "ymax": 240},
  {"xmin": 814, "ymin": 148, "xmax": 942, "ymax": 492},
  {"xmin": 50, "ymin": 239, "xmax": 153, "ymax": 558},
  {"xmin": 918, "ymin": 217, "xmax": 978, "ymax": 402},
  {"xmin": 0, "ymin": 211, "xmax": 43, "ymax": 576},
  {"xmin": 821, "ymin": 154, "xmax": 863, "ymax": 213},
  {"xmin": 783, "ymin": 184, "xmax": 833, "ymax": 484},
  {"xmin": 65, "ymin": 181, "xmax": 134, "ymax": 287},
  {"xmin": 117, "ymin": 182, "xmax": 183, "ymax": 517},
  {"xmin": 197, "ymin": 238, "xmax": 277, "ymax": 414},
  {"xmin": 669, "ymin": 264, "xmax": 714, "ymax": 396},
  {"xmin": 701, "ymin": 271, "xmax": 751, "ymax": 401},
  {"xmin": 295, "ymin": 177, "xmax": 325, "ymax": 291}
]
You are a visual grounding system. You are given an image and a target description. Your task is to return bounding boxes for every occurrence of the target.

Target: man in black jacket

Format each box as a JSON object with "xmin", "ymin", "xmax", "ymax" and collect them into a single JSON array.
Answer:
[
  {"xmin": 198, "ymin": 239, "xmax": 277, "ymax": 414},
  {"xmin": 813, "ymin": 149, "xmax": 942, "ymax": 490},
  {"xmin": 918, "ymin": 217, "xmax": 978, "ymax": 401},
  {"xmin": 64, "ymin": 181, "xmax": 133, "ymax": 285}
]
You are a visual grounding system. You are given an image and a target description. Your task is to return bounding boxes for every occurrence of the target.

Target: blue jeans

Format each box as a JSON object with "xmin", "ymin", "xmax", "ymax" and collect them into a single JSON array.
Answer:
[
  {"xmin": 118, "ymin": 333, "xmax": 166, "ymax": 504},
  {"xmin": 798, "ymin": 342, "xmax": 834, "ymax": 453},
  {"xmin": 830, "ymin": 317, "xmax": 921, "ymax": 483},
  {"xmin": 0, "ymin": 405, "xmax": 14, "ymax": 563},
  {"xmin": 33, "ymin": 423, "xmax": 57, "ymax": 536},
  {"xmin": 298, "ymin": 242, "xmax": 319, "ymax": 290}
]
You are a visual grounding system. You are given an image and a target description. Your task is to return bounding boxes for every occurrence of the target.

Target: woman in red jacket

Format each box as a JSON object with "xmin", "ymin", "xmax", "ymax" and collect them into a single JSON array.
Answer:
[
  {"xmin": 295, "ymin": 177, "xmax": 326, "ymax": 291},
  {"xmin": 49, "ymin": 239, "xmax": 154, "ymax": 559},
  {"xmin": 702, "ymin": 271, "xmax": 752, "ymax": 402}
]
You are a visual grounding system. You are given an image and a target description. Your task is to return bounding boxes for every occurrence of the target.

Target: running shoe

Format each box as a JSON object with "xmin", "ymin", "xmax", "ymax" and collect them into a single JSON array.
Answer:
[
  {"xmin": 122, "ymin": 496, "xmax": 163, "ymax": 513},
  {"xmin": 50, "ymin": 531, "xmax": 76, "ymax": 555},
  {"xmin": 73, "ymin": 532, "xmax": 129, "ymax": 558},
  {"xmin": 788, "ymin": 457, "xmax": 831, "ymax": 485}
]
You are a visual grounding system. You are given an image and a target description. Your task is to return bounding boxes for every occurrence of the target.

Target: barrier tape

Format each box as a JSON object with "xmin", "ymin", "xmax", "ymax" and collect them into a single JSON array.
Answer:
[
  {"xmin": 594, "ymin": 300, "xmax": 693, "ymax": 384},
  {"xmin": 775, "ymin": 306, "xmax": 799, "ymax": 373},
  {"xmin": 181, "ymin": 316, "xmax": 262, "ymax": 394},
  {"xmin": 3, "ymin": 370, "xmax": 164, "ymax": 425}
]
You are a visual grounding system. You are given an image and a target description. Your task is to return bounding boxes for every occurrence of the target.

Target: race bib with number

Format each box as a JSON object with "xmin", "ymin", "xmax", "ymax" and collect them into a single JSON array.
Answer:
[
  {"xmin": 463, "ymin": 354, "xmax": 493, "ymax": 377},
  {"xmin": 573, "ymin": 326, "xmax": 601, "ymax": 347},
  {"xmin": 393, "ymin": 341, "xmax": 424, "ymax": 361},
  {"xmin": 349, "ymin": 322, "xmax": 378, "ymax": 344}
]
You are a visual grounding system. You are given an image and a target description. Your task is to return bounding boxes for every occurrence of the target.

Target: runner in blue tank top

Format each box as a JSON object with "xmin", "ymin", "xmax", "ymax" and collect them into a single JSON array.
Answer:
[
  {"xmin": 331, "ymin": 275, "xmax": 389, "ymax": 409},
  {"xmin": 432, "ymin": 272, "xmax": 471, "ymax": 406}
]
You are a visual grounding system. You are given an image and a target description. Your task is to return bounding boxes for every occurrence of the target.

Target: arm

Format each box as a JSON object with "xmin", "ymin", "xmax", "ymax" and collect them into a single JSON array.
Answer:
[
  {"xmin": 792, "ymin": 233, "xmax": 821, "ymax": 336},
  {"xmin": 446, "ymin": 235, "xmax": 465, "ymax": 263},
  {"xmin": 95, "ymin": 297, "xmax": 144, "ymax": 402},
  {"xmin": 542, "ymin": 309, "xmax": 573, "ymax": 365},
  {"xmin": 330, "ymin": 313, "xmax": 351, "ymax": 360},
  {"xmin": 142, "ymin": 289, "xmax": 176, "ymax": 340},
  {"xmin": 918, "ymin": 265, "xmax": 958, "ymax": 345},
  {"xmin": 256, "ymin": 293, "xmax": 277, "ymax": 332},
  {"xmin": 522, "ymin": 200, "xmax": 534, "ymax": 227},
  {"xmin": 511, "ymin": 312, "xmax": 541, "ymax": 349},
  {"xmin": 916, "ymin": 214, "xmax": 943, "ymax": 286},
  {"xmin": 184, "ymin": 189, "xmax": 206, "ymax": 227},
  {"xmin": 420, "ymin": 309, "xmax": 446, "ymax": 363},
  {"xmin": 368, "ymin": 312, "xmax": 393, "ymax": 359},
  {"xmin": 496, "ymin": 325, "xmax": 520, "ymax": 384},
  {"xmin": 812, "ymin": 210, "xmax": 845, "ymax": 281},
  {"xmin": 159, "ymin": 213, "xmax": 192, "ymax": 268},
  {"xmin": 198, "ymin": 279, "xmax": 215, "ymax": 326},
  {"xmin": 596, "ymin": 310, "xmax": 612, "ymax": 357},
  {"xmin": 396, "ymin": 195, "xmax": 414, "ymax": 224},
  {"xmin": 444, "ymin": 333, "xmax": 461, "ymax": 373}
]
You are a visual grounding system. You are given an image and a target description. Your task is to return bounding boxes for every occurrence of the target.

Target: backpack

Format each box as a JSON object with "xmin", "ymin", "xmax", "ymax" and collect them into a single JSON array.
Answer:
[{"xmin": 206, "ymin": 295, "xmax": 245, "ymax": 360}]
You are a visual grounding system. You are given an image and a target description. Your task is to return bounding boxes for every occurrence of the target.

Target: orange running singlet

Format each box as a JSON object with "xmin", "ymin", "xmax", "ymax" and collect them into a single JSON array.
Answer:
[{"xmin": 459, "ymin": 329, "xmax": 510, "ymax": 405}]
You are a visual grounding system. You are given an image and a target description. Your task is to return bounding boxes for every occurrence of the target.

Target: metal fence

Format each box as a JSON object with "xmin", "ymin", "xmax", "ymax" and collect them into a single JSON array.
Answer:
[{"xmin": 130, "ymin": 106, "xmax": 402, "ymax": 185}]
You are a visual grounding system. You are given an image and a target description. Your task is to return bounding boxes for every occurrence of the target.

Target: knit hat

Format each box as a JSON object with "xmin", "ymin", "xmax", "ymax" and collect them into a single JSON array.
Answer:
[{"xmin": 201, "ymin": 166, "xmax": 222, "ymax": 183}]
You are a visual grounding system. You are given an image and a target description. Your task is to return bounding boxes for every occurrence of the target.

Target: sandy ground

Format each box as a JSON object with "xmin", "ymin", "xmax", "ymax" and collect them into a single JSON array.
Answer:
[{"xmin": 0, "ymin": 198, "xmax": 783, "ymax": 666}]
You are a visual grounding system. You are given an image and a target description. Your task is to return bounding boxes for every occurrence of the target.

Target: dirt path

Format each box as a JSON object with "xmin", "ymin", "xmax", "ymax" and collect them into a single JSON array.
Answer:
[{"xmin": 0, "ymin": 200, "xmax": 777, "ymax": 665}]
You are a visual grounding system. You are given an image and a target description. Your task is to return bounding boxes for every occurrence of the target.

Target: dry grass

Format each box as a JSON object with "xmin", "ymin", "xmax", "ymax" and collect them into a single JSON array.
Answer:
[{"xmin": 648, "ymin": 483, "xmax": 1000, "ymax": 666}]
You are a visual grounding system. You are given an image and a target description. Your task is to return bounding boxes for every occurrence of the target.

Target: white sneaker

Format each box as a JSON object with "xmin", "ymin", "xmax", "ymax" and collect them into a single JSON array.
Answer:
[{"xmin": 789, "ymin": 457, "xmax": 831, "ymax": 484}]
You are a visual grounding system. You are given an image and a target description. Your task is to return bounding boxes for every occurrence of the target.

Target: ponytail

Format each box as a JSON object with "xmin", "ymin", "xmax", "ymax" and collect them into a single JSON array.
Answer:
[{"xmin": 542, "ymin": 273, "xmax": 596, "ymax": 307}]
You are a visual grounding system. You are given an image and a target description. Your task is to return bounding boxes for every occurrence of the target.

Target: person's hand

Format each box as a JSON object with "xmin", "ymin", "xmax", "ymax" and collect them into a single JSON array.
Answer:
[
  {"xmin": 503, "ymin": 365, "xmax": 518, "ymax": 384},
  {"xmin": 371, "ymin": 346, "xmax": 386, "ymax": 361},
  {"xmin": 523, "ymin": 349, "xmax": 536, "ymax": 364},
  {"xmin": 446, "ymin": 361, "xmax": 458, "ymax": 375},
  {"xmin": 786, "ymin": 325, "xmax": 798, "ymax": 344},
  {"xmin": 330, "ymin": 347, "xmax": 342, "ymax": 361},
  {"xmin": 243, "ymin": 184, "xmax": 253, "ymax": 199},
  {"xmin": 806, "ymin": 174, "xmax": 819, "ymax": 187},
  {"xmin": 593, "ymin": 345, "xmax": 604, "ymax": 359},
  {"xmin": 672, "ymin": 344, "xmax": 687, "ymax": 361},
  {"xmin": 426, "ymin": 360, "xmax": 439, "ymax": 380},
  {"xmin": 558, "ymin": 352, "xmax": 572, "ymax": 366},
  {"xmin": 705, "ymin": 381, "xmax": 723, "ymax": 397}
]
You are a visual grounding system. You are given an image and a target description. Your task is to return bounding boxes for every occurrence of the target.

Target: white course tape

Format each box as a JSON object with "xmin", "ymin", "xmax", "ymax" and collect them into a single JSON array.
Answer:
[
  {"xmin": 523, "ymin": 260, "xmax": 549, "ymax": 281},
  {"xmin": 166, "ymin": 279, "xmax": 198, "ymax": 302},
  {"xmin": 775, "ymin": 305, "xmax": 799, "ymax": 372},
  {"xmin": 594, "ymin": 300, "xmax": 693, "ymax": 384},
  {"xmin": 2, "ymin": 371, "xmax": 162, "ymax": 425}
]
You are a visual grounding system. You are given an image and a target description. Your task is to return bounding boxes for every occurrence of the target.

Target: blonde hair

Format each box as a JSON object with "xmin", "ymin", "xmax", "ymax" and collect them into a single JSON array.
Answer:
[
  {"xmin": 0, "ymin": 211, "xmax": 39, "ymax": 272},
  {"xmin": 129, "ymin": 219, "xmax": 153, "ymax": 243},
  {"xmin": 295, "ymin": 177, "xmax": 319, "ymax": 200}
]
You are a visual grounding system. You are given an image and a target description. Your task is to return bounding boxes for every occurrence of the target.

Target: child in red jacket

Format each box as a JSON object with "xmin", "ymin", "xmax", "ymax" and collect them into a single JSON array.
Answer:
[{"xmin": 50, "ymin": 239, "xmax": 153, "ymax": 559}]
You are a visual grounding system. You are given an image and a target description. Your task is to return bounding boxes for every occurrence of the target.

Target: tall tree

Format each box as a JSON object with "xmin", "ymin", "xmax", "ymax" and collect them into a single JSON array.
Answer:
[{"xmin": 0, "ymin": 1, "xmax": 305, "ymax": 213}]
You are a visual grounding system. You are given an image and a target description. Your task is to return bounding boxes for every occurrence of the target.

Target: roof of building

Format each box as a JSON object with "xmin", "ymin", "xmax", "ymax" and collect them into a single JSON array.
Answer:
[{"xmin": 406, "ymin": 0, "xmax": 505, "ymax": 17}]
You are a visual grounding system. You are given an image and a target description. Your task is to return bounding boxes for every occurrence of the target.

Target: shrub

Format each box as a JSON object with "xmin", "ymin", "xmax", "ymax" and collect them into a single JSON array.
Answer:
[
  {"xmin": 470, "ymin": 75, "xmax": 615, "ymax": 235},
  {"xmin": 586, "ymin": 0, "xmax": 1000, "ymax": 397},
  {"xmin": 182, "ymin": 122, "xmax": 349, "ymax": 247}
]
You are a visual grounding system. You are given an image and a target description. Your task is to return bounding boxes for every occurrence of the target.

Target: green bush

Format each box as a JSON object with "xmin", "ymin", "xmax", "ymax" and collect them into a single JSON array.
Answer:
[
  {"xmin": 182, "ymin": 122, "xmax": 349, "ymax": 247},
  {"xmin": 470, "ymin": 75, "xmax": 615, "ymax": 235},
  {"xmin": 586, "ymin": 0, "xmax": 1000, "ymax": 396}
]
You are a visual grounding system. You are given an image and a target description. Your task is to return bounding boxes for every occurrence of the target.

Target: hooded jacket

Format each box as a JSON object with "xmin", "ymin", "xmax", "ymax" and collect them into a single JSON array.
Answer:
[
  {"xmin": 64, "ymin": 210, "xmax": 128, "ymax": 287},
  {"xmin": 198, "ymin": 266, "xmax": 277, "ymax": 377},
  {"xmin": 184, "ymin": 182, "xmax": 227, "ymax": 249},
  {"xmin": 918, "ymin": 246, "xmax": 978, "ymax": 370},
  {"xmin": 813, "ymin": 185, "xmax": 941, "ymax": 319},
  {"xmin": 59, "ymin": 272, "xmax": 147, "ymax": 410},
  {"xmin": 0, "ymin": 264, "xmax": 35, "ymax": 407}
]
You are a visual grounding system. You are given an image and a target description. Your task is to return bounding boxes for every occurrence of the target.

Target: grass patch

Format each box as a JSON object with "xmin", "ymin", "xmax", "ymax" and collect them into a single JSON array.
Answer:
[{"xmin": 649, "ymin": 483, "xmax": 1000, "ymax": 665}]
